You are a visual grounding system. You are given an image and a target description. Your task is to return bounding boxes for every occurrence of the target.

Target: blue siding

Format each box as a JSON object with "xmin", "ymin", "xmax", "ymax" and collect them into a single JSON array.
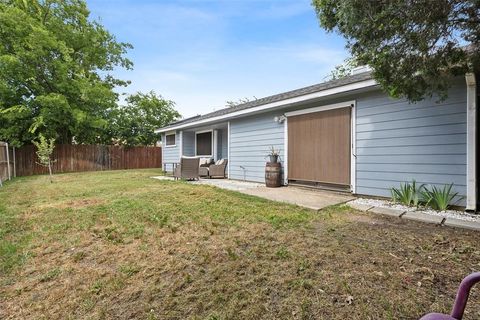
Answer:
[
  {"xmin": 229, "ymin": 112, "xmax": 285, "ymax": 182},
  {"xmin": 159, "ymin": 78, "xmax": 468, "ymax": 206},
  {"xmin": 182, "ymin": 131, "xmax": 195, "ymax": 156},
  {"xmin": 163, "ymin": 129, "xmax": 228, "ymax": 170},
  {"xmin": 162, "ymin": 132, "xmax": 180, "ymax": 171},
  {"xmin": 218, "ymin": 128, "xmax": 228, "ymax": 159},
  {"xmin": 355, "ymin": 81, "xmax": 467, "ymax": 203}
]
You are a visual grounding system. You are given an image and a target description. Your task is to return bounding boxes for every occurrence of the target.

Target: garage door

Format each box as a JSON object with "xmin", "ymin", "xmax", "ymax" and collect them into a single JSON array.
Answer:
[{"xmin": 288, "ymin": 107, "xmax": 351, "ymax": 187}]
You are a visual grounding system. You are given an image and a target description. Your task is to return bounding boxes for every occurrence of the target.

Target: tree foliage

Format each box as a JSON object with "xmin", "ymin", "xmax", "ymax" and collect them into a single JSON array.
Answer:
[
  {"xmin": 109, "ymin": 92, "xmax": 180, "ymax": 146},
  {"xmin": 32, "ymin": 133, "xmax": 55, "ymax": 181},
  {"xmin": 0, "ymin": 0, "xmax": 133, "ymax": 146},
  {"xmin": 225, "ymin": 97, "xmax": 257, "ymax": 108},
  {"xmin": 326, "ymin": 57, "xmax": 359, "ymax": 80},
  {"xmin": 312, "ymin": 0, "xmax": 480, "ymax": 101}
]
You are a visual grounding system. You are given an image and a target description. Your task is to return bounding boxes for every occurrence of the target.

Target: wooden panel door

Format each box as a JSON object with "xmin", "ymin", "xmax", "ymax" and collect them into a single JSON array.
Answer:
[{"xmin": 288, "ymin": 107, "xmax": 351, "ymax": 186}]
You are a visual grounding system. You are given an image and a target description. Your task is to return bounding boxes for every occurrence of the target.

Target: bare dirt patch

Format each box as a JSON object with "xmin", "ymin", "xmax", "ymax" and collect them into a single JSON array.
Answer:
[
  {"xmin": 345, "ymin": 212, "xmax": 386, "ymax": 225},
  {"xmin": 37, "ymin": 198, "xmax": 106, "ymax": 210}
]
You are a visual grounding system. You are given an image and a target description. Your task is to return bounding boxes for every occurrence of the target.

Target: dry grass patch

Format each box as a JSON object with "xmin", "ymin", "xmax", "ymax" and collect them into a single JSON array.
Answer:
[{"xmin": 1, "ymin": 169, "xmax": 480, "ymax": 319}]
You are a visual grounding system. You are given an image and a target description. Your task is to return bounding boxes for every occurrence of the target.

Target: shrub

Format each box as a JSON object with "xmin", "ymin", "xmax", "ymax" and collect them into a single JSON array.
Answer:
[
  {"xmin": 421, "ymin": 184, "xmax": 462, "ymax": 211},
  {"xmin": 391, "ymin": 180, "xmax": 425, "ymax": 207}
]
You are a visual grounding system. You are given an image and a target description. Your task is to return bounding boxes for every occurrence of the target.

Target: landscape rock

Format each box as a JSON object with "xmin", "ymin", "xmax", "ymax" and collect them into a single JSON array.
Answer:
[
  {"xmin": 347, "ymin": 201, "xmax": 374, "ymax": 212},
  {"xmin": 369, "ymin": 207, "xmax": 405, "ymax": 217}
]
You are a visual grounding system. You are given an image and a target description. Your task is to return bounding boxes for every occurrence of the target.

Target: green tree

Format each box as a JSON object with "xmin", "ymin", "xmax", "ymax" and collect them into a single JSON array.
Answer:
[
  {"xmin": 312, "ymin": 0, "xmax": 480, "ymax": 101},
  {"xmin": 326, "ymin": 57, "xmax": 358, "ymax": 80},
  {"xmin": 32, "ymin": 133, "xmax": 55, "ymax": 182},
  {"xmin": 0, "ymin": 0, "xmax": 132, "ymax": 146},
  {"xmin": 110, "ymin": 91, "xmax": 180, "ymax": 146},
  {"xmin": 225, "ymin": 97, "xmax": 257, "ymax": 108}
]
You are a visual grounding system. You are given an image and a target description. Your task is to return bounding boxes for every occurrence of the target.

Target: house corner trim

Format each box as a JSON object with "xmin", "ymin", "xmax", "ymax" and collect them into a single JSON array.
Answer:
[{"xmin": 466, "ymin": 73, "xmax": 477, "ymax": 212}]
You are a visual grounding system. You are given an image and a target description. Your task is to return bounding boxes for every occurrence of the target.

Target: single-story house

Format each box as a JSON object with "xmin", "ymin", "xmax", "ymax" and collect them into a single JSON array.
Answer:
[{"xmin": 155, "ymin": 70, "xmax": 478, "ymax": 211}]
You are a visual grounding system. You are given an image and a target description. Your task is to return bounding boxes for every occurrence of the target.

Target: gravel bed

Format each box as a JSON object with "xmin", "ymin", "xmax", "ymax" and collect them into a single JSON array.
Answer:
[{"xmin": 351, "ymin": 198, "xmax": 480, "ymax": 222}]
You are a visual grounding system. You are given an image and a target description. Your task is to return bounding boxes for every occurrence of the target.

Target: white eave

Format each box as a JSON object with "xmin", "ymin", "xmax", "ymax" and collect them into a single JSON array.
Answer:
[{"xmin": 155, "ymin": 78, "xmax": 378, "ymax": 133}]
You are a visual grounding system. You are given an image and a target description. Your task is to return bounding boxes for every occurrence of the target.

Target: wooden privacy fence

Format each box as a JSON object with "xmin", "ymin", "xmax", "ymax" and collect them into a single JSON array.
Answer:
[
  {"xmin": 14, "ymin": 144, "xmax": 162, "ymax": 177},
  {"xmin": 0, "ymin": 141, "xmax": 14, "ymax": 183}
]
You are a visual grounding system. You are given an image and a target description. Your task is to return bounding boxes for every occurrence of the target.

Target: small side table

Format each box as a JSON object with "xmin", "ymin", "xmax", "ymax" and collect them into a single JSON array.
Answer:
[{"xmin": 163, "ymin": 162, "xmax": 179, "ymax": 176}]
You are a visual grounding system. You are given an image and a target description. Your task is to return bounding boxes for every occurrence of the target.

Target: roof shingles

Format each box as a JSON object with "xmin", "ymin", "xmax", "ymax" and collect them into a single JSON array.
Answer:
[{"xmin": 159, "ymin": 71, "xmax": 373, "ymax": 131}]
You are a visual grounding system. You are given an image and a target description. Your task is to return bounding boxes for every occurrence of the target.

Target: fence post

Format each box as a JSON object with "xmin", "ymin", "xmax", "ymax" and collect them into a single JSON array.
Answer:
[
  {"xmin": 5, "ymin": 142, "xmax": 10, "ymax": 180},
  {"xmin": 13, "ymin": 146, "xmax": 16, "ymax": 178}
]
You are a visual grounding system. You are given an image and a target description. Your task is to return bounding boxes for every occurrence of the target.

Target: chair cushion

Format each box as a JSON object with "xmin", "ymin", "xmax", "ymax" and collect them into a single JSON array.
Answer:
[
  {"xmin": 199, "ymin": 157, "xmax": 213, "ymax": 167},
  {"xmin": 215, "ymin": 159, "xmax": 225, "ymax": 165}
]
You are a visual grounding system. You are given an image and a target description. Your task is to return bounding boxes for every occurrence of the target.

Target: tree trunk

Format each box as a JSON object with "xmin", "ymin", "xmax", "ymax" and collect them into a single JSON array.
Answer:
[{"xmin": 48, "ymin": 160, "xmax": 53, "ymax": 183}]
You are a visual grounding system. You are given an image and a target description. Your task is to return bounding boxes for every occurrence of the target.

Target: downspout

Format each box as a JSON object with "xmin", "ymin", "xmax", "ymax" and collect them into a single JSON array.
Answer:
[
  {"xmin": 466, "ymin": 73, "xmax": 477, "ymax": 212},
  {"xmin": 284, "ymin": 116, "xmax": 288, "ymax": 186},
  {"xmin": 178, "ymin": 130, "xmax": 183, "ymax": 160},
  {"xmin": 227, "ymin": 121, "xmax": 231, "ymax": 179},
  {"xmin": 213, "ymin": 129, "xmax": 218, "ymax": 161}
]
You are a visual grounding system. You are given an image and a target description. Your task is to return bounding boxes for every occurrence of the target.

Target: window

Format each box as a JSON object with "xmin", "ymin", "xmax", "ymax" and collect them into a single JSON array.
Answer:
[
  {"xmin": 196, "ymin": 131, "xmax": 212, "ymax": 156},
  {"xmin": 165, "ymin": 133, "xmax": 176, "ymax": 147}
]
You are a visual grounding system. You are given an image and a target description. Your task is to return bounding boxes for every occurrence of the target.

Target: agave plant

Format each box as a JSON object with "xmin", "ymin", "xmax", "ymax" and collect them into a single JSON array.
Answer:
[
  {"xmin": 391, "ymin": 180, "xmax": 425, "ymax": 207},
  {"xmin": 421, "ymin": 184, "xmax": 463, "ymax": 211}
]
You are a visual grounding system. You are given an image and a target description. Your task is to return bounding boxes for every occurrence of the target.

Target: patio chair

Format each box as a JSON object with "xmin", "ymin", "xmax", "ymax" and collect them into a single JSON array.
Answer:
[
  {"xmin": 198, "ymin": 157, "xmax": 213, "ymax": 178},
  {"xmin": 174, "ymin": 157, "xmax": 200, "ymax": 180},
  {"xmin": 419, "ymin": 272, "xmax": 480, "ymax": 320},
  {"xmin": 209, "ymin": 159, "xmax": 228, "ymax": 178}
]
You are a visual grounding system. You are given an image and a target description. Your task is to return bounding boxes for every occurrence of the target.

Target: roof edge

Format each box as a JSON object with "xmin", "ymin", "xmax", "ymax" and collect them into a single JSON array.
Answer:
[{"xmin": 155, "ymin": 74, "xmax": 377, "ymax": 133}]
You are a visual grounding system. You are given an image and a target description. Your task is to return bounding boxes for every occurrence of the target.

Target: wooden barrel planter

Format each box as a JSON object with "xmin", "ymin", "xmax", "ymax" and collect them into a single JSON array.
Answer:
[{"xmin": 265, "ymin": 162, "xmax": 282, "ymax": 188}]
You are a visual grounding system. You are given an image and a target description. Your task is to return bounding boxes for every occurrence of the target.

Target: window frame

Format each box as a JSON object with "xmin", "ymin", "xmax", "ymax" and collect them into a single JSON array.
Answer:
[
  {"xmin": 165, "ymin": 133, "xmax": 176, "ymax": 147},
  {"xmin": 195, "ymin": 130, "xmax": 213, "ymax": 157}
]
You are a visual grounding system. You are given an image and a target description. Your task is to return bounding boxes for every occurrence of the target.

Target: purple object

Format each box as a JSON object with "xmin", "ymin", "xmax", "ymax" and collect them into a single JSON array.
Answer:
[{"xmin": 420, "ymin": 272, "xmax": 480, "ymax": 320}]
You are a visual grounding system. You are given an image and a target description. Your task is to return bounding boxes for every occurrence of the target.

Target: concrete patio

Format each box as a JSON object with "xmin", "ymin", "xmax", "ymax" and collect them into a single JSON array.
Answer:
[
  {"xmin": 240, "ymin": 185, "xmax": 355, "ymax": 211},
  {"xmin": 151, "ymin": 176, "xmax": 354, "ymax": 210}
]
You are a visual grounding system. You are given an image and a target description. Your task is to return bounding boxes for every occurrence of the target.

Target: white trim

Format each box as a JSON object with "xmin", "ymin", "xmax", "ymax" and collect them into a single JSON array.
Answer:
[
  {"xmin": 195, "ymin": 129, "xmax": 214, "ymax": 134},
  {"xmin": 161, "ymin": 133, "xmax": 164, "ymax": 166},
  {"xmin": 213, "ymin": 129, "xmax": 218, "ymax": 161},
  {"xmin": 227, "ymin": 121, "xmax": 231, "ymax": 179},
  {"xmin": 284, "ymin": 100, "xmax": 356, "ymax": 117},
  {"xmin": 178, "ymin": 131, "xmax": 183, "ymax": 158},
  {"xmin": 283, "ymin": 117, "xmax": 288, "ymax": 185},
  {"xmin": 283, "ymin": 100, "xmax": 356, "ymax": 192},
  {"xmin": 194, "ymin": 129, "xmax": 213, "ymax": 157},
  {"xmin": 466, "ymin": 73, "xmax": 477, "ymax": 211},
  {"xmin": 350, "ymin": 101, "xmax": 357, "ymax": 193},
  {"xmin": 155, "ymin": 79, "xmax": 377, "ymax": 133}
]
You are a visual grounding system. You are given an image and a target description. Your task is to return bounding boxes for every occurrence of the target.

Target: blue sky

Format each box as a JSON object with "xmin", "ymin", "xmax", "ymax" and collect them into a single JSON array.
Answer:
[{"xmin": 87, "ymin": 0, "xmax": 349, "ymax": 118}]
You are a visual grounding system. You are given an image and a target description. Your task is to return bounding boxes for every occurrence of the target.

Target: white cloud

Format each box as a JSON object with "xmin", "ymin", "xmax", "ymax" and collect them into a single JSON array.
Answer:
[
  {"xmin": 112, "ymin": 41, "xmax": 348, "ymax": 117},
  {"xmin": 88, "ymin": 0, "xmax": 348, "ymax": 118}
]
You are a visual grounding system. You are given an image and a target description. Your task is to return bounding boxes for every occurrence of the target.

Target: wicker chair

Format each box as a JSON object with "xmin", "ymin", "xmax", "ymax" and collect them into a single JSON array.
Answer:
[
  {"xmin": 174, "ymin": 157, "xmax": 200, "ymax": 180},
  {"xmin": 198, "ymin": 157, "xmax": 213, "ymax": 177},
  {"xmin": 209, "ymin": 159, "xmax": 228, "ymax": 178}
]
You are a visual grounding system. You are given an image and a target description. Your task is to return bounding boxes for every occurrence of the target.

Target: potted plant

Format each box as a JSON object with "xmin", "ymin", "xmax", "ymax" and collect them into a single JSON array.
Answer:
[{"xmin": 267, "ymin": 146, "xmax": 280, "ymax": 163}]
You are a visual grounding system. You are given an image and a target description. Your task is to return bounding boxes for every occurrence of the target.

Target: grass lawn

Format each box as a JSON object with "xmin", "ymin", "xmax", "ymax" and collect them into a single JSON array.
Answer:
[{"xmin": 1, "ymin": 169, "xmax": 480, "ymax": 319}]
